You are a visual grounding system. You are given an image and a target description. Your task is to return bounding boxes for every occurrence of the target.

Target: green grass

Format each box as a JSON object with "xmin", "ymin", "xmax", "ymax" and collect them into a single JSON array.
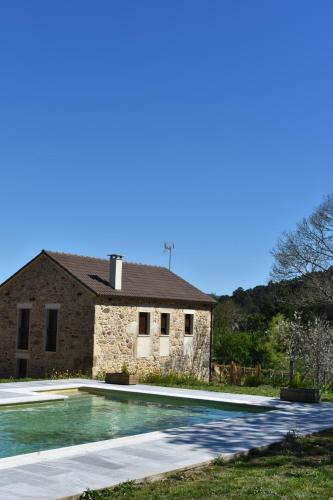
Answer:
[
  {"xmin": 140, "ymin": 373, "xmax": 333, "ymax": 402},
  {"xmin": 80, "ymin": 430, "xmax": 333, "ymax": 499},
  {"xmin": 2, "ymin": 371, "xmax": 333, "ymax": 402},
  {"xmin": 0, "ymin": 377, "xmax": 34, "ymax": 383},
  {"xmin": 0, "ymin": 372, "xmax": 89, "ymax": 383}
]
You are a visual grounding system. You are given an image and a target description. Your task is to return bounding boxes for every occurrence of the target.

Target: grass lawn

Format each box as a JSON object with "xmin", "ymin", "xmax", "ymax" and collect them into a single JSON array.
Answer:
[
  {"xmin": 2, "ymin": 373, "xmax": 333, "ymax": 401},
  {"xmin": 158, "ymin": 380, "xmax": 281, "ymax": 397},
  {"xmin": 80, "ymin": 430, "xmax": 333, "ymax": 499},
  {"xmin": 140, "ymin": 373, "xmax": 333, "ymax": 402},
  {"xmin": 0, "ymin": 377, "xmax": 34, "ymax": 383}
]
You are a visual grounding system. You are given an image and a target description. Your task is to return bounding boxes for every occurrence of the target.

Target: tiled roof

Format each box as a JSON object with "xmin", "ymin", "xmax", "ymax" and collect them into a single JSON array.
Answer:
[{"xmin": 44, "ymin": 251, "xmax": 216, "ymax": 304}]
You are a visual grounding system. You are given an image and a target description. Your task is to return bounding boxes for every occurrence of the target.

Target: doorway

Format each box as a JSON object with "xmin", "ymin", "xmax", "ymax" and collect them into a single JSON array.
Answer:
[{"xmin": 16, "ymin": 358, "xmax": 28, "ymax": 378}]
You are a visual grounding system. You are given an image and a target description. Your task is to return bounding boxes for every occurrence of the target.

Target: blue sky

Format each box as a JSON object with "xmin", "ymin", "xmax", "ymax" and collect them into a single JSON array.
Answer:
[{"xmin": 0, "ymin": 1, "xmax": 332, "ymax": 295}]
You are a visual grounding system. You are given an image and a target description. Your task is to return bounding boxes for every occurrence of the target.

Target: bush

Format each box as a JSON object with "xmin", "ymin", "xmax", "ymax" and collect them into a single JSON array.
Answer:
[
  {"xmin": 214, "ymin": 331, "xmax": 253, "ymax": 366},
  {"xmin": 262, "ymin": 372, "xmax": 289, "ymax": 387},
  {"xmin": 243, "ymin": 374, "xmax": 264, "ymax": 387},
  {"xmin": 214, "ymin": 330, "xmax": 280, "ymax": 368},
  {"xmin": 94, "ymin": 370, "xmax": 106, "ymax": 381},
  {"xmin": 121, "ymin": 363, "xmax": 129, "ymax": 375},
  {"xmin": 46, "ymin": 369, "xmax": 88, "ymax": 380},
  {"xmin": 288, "ymin": 372, "xmax": 318, "ymax": 389},
  {"xmin": 141, "ymin": 372, "xmax": 205, "ymax": 387}
]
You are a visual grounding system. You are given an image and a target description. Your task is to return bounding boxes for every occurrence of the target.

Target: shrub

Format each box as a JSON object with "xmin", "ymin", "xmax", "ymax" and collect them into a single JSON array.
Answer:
[
  {"xmin": 141, "ymin": 372, "xmax": 204, "ymax": 387},
  {"xmin": 243, "ymin": 374, "xmax": 264, "ymax": 387},
  {"xmin": 121, "ymin": 363, "xmax": 129, "ymax": 375},
  {"xmin": 214, "ymin": 330, "xmax": 282, "ymax": 369},
  {"xmin": 289, "ymin": 372, "xmax": 303, "ymax": 388},
  {"xmin": 263, "ymin": 372, "xmax": 289, "ymax": 387},
  {"xmin": 46, "ymin": 369, "xmax": 87, "ymax": 380},
  {"xmin": 214, "ymin": 331, "xmax": 253, "ymax": 366},
  {"xmin": 94, "ymin": 370, "xmax": 106, "ymax": 381}
]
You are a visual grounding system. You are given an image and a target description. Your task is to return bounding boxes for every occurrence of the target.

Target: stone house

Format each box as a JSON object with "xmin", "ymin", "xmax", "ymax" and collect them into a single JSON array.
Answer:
[{"xmin": 0, "ymin": 251, "xmax": 216, "ymax": 380}]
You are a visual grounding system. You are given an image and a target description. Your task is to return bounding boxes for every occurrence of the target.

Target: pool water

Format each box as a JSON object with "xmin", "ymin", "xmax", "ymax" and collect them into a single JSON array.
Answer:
[{"xmin": 0, "ymin": 389, "xmax": 267, "ymax": 458}]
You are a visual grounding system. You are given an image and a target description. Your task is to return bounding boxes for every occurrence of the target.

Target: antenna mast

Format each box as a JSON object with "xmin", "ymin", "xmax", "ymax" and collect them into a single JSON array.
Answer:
[{"xmin": 164, "ymin": 242, "xmax": 175, "ymax": 271}]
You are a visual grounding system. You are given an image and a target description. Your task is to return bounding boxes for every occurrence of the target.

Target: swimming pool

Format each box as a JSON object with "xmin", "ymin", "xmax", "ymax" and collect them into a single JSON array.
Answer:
[{"xmin": 0, "ymin": 389, "xmax": 269, "ymax": 458}]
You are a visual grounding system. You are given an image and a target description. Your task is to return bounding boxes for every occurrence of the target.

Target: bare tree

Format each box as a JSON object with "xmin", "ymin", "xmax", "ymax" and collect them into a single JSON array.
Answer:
[
  {"xmin": 303, "ymin": 316, "xmax": 333, "ymax": 386},
  {"xmin": 271, "ymin": 194, "xmax": 333, "ymax": 305},
  {"xmin": 277, "ymin": 313, "xmax": 333, "ymax": 385},
  {"xmin": 276, "ymin": 313, "xmax": 304, "ymax": 384}
]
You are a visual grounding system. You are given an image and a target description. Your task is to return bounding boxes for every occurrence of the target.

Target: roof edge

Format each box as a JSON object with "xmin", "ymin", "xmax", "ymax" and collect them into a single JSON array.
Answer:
[
  {"xmin": 0, "ymin": 250, "xmax": 217, "ymax": 304},
  {"xmin": 0, "ymin": 250, "xmax": 97, "ymax": 297},
  {"xmin": 97, "ymin": 292, "xmax": 217, "ymax": 304},
  {"xmin": 42, "ymin": 250, "xmax": 98, "ymax": 296},
  {"xmin": 0, "ymin": 251, "xmax": 45, "ymax": 291}
]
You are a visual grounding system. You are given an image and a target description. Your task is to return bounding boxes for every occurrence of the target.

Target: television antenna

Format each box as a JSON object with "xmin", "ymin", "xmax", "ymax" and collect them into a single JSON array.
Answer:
[{"xmin": 164, "ymin": 242, "xmax": 175, "ymax": 271}]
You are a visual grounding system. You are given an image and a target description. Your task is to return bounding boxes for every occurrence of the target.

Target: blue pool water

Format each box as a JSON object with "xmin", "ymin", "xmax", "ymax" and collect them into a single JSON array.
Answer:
[{"xmin": 0, "ymin": 389, "xmax": 267, "ymax": 458}]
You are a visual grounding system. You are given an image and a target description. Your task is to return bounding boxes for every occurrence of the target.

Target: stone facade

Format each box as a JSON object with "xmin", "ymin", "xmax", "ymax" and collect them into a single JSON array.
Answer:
[
  {"xmin": 0, "ymin": 255, "xmax": 212, "ymax": 380},
  {"xmin": 93, "ymin": 298, "xmax": 211, "ymax": 380},
  {"xmin": 0, "ymin": 255, "xmax": 94, "ymax": 378}
]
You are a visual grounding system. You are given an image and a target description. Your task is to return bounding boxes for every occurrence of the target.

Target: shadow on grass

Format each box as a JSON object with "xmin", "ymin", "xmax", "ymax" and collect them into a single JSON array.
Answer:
[{"xmin": 223, "ymin": 428, "xmax": 333, "ymax": 470}]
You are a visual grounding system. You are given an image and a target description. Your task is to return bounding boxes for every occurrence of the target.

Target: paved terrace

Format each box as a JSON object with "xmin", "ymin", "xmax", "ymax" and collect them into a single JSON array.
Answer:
[{"xmin": 0, "ymin": 379, "xmax": 333, "ymax": 499}]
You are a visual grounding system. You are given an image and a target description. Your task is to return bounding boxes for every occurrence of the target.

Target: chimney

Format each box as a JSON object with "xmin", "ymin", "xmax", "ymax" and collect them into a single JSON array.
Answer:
[{"xmin": 108, "ymin": 254, "xmax": 123, "ymax": 290}]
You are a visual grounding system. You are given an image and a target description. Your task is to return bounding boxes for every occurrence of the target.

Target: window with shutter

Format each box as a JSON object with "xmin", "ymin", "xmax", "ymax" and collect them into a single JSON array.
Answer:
[
  {"xmin": 139, "ymin": 312, "xmax": 149, "ymax": 335},
  {"xmin": 184, "ymin": 314, "xmax": 193, "ymax": 335},
  {"xmin": 160, "ymin": 313, "xmax": 170, "ymax": 335}
]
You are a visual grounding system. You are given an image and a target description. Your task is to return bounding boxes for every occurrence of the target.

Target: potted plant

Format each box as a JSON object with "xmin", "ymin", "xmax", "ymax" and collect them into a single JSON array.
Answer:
[
  {"xmin": 280, "ymin": 373, "xmax": 321, "ymax": 403},
  {"xmin": 105, "ymin": 364, "xmax": 139, "ymax": 385}
]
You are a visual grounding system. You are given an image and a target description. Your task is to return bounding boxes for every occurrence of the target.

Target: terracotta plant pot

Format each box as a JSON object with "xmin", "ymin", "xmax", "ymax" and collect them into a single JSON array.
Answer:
[
  {"xmin": 280, "ymin": 387, "xmax": 321, "ymax": 403},
  {"xmin": 105, "ymin": 373, "xmax": 139, "ymax": 385}
]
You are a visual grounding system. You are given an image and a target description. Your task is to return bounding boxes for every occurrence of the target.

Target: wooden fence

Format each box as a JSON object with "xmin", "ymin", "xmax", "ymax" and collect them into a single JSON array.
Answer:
[{"xmin": 212, "ymin": 361, "xmax": 289, "ymax": 386}]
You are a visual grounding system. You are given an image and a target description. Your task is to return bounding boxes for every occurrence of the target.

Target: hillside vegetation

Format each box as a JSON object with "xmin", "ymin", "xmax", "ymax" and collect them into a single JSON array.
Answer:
[{"xmin": 213, "ymin": 272, "xmax": 333, "ymax": 369}]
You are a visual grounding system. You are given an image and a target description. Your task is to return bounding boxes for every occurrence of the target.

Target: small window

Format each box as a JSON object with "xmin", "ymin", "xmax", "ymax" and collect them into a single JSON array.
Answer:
[
  {"xmin": 17, "ymin": 309, "xmax": 30, "ymax": 350},
  {"xmin": 139, "ymin": 312, "xmax": 150, "ymax": 335},
  {"xmin": 46, "ymin": 309, "xmax": 58, "ymax": 352},
  {"xmin": 160, "ymin": 313, "xmax": 170, "ymax": 335},
  {"xmin": 184, "ymin": 314, "xmax": 193, "ymax": 335}
]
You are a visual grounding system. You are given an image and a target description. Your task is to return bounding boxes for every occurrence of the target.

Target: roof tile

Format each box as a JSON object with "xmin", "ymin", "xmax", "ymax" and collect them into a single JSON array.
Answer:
[{"xmin": 44, "ymin": 251, "xmax": 216, "ymax": 304}]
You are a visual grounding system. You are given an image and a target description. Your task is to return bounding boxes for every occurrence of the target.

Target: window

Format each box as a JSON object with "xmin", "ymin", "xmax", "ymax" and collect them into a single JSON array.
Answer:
[
  {"xmin": 46, "ymin": 309, "xmax": 58, "ymax": 352},
  {"xmin": 139, "ymin": 312, "xmax": 150, "ymax": 335},
  {"xmin": 184, "ymin": 314, "xmax": 193, "ymax": 336},
  {"xmin": 160, "ymin": 313, "xmax": 170, "ymax": 335},
  {"xmin": 17, "ymin": 309, "xmax": 30, "ymax": 350}
]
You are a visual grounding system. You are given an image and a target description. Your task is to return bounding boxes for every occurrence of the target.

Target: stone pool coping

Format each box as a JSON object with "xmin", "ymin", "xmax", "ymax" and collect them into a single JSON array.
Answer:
[{"xmin": 0, "ymin": 378, "xmax": 333, "ymax": 499}]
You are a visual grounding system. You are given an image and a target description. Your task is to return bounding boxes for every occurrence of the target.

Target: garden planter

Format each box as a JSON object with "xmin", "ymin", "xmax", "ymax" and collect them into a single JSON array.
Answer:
[
  {"xmin": 105, "ymin": 373, "xmax": 139, "ymax": 385},
  {"xmin": 280, "ymin": 387, "xmax": 321, "ymax": 403}
]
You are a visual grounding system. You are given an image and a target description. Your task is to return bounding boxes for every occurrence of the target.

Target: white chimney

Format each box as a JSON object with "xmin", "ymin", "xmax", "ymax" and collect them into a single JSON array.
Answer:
[{"xmin": 108, "ymin": 254, "xmax": 123, "ymax": 290}]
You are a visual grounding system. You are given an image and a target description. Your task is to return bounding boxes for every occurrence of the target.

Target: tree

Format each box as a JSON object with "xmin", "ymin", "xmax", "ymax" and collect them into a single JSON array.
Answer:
[
  {"xmin": 271, "ymin": 194, "xmax": 333, "ymax": 306},
  {"xmin": 213, "ymin": 331, "xmax": 253, "ymax": 366},
  {"xmin": 277, "ymin": 313, "xmax": 306, "ymax": 383},
  {"xmin": 277, "ymin": 313, "xmax": 333, "ymax": 385}
]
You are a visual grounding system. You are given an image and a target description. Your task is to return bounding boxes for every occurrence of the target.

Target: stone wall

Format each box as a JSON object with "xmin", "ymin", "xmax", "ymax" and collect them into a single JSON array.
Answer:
[
  {"xmin": 0, "ymin": 255, "xmax": 212, "ymax": 380},
  {"xmin": 93, "ymin": 297, "xmax": 212, "ymax": 380},
  {"xmin": 0, "ymin": 255, "xmax": 95, "ymax": 377}
]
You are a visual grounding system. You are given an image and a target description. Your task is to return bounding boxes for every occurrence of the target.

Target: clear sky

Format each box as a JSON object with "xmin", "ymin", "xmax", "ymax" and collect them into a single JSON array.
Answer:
[{"xmin": 1, "ymin": 1, "xmax": 332, "ymax": 295}]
